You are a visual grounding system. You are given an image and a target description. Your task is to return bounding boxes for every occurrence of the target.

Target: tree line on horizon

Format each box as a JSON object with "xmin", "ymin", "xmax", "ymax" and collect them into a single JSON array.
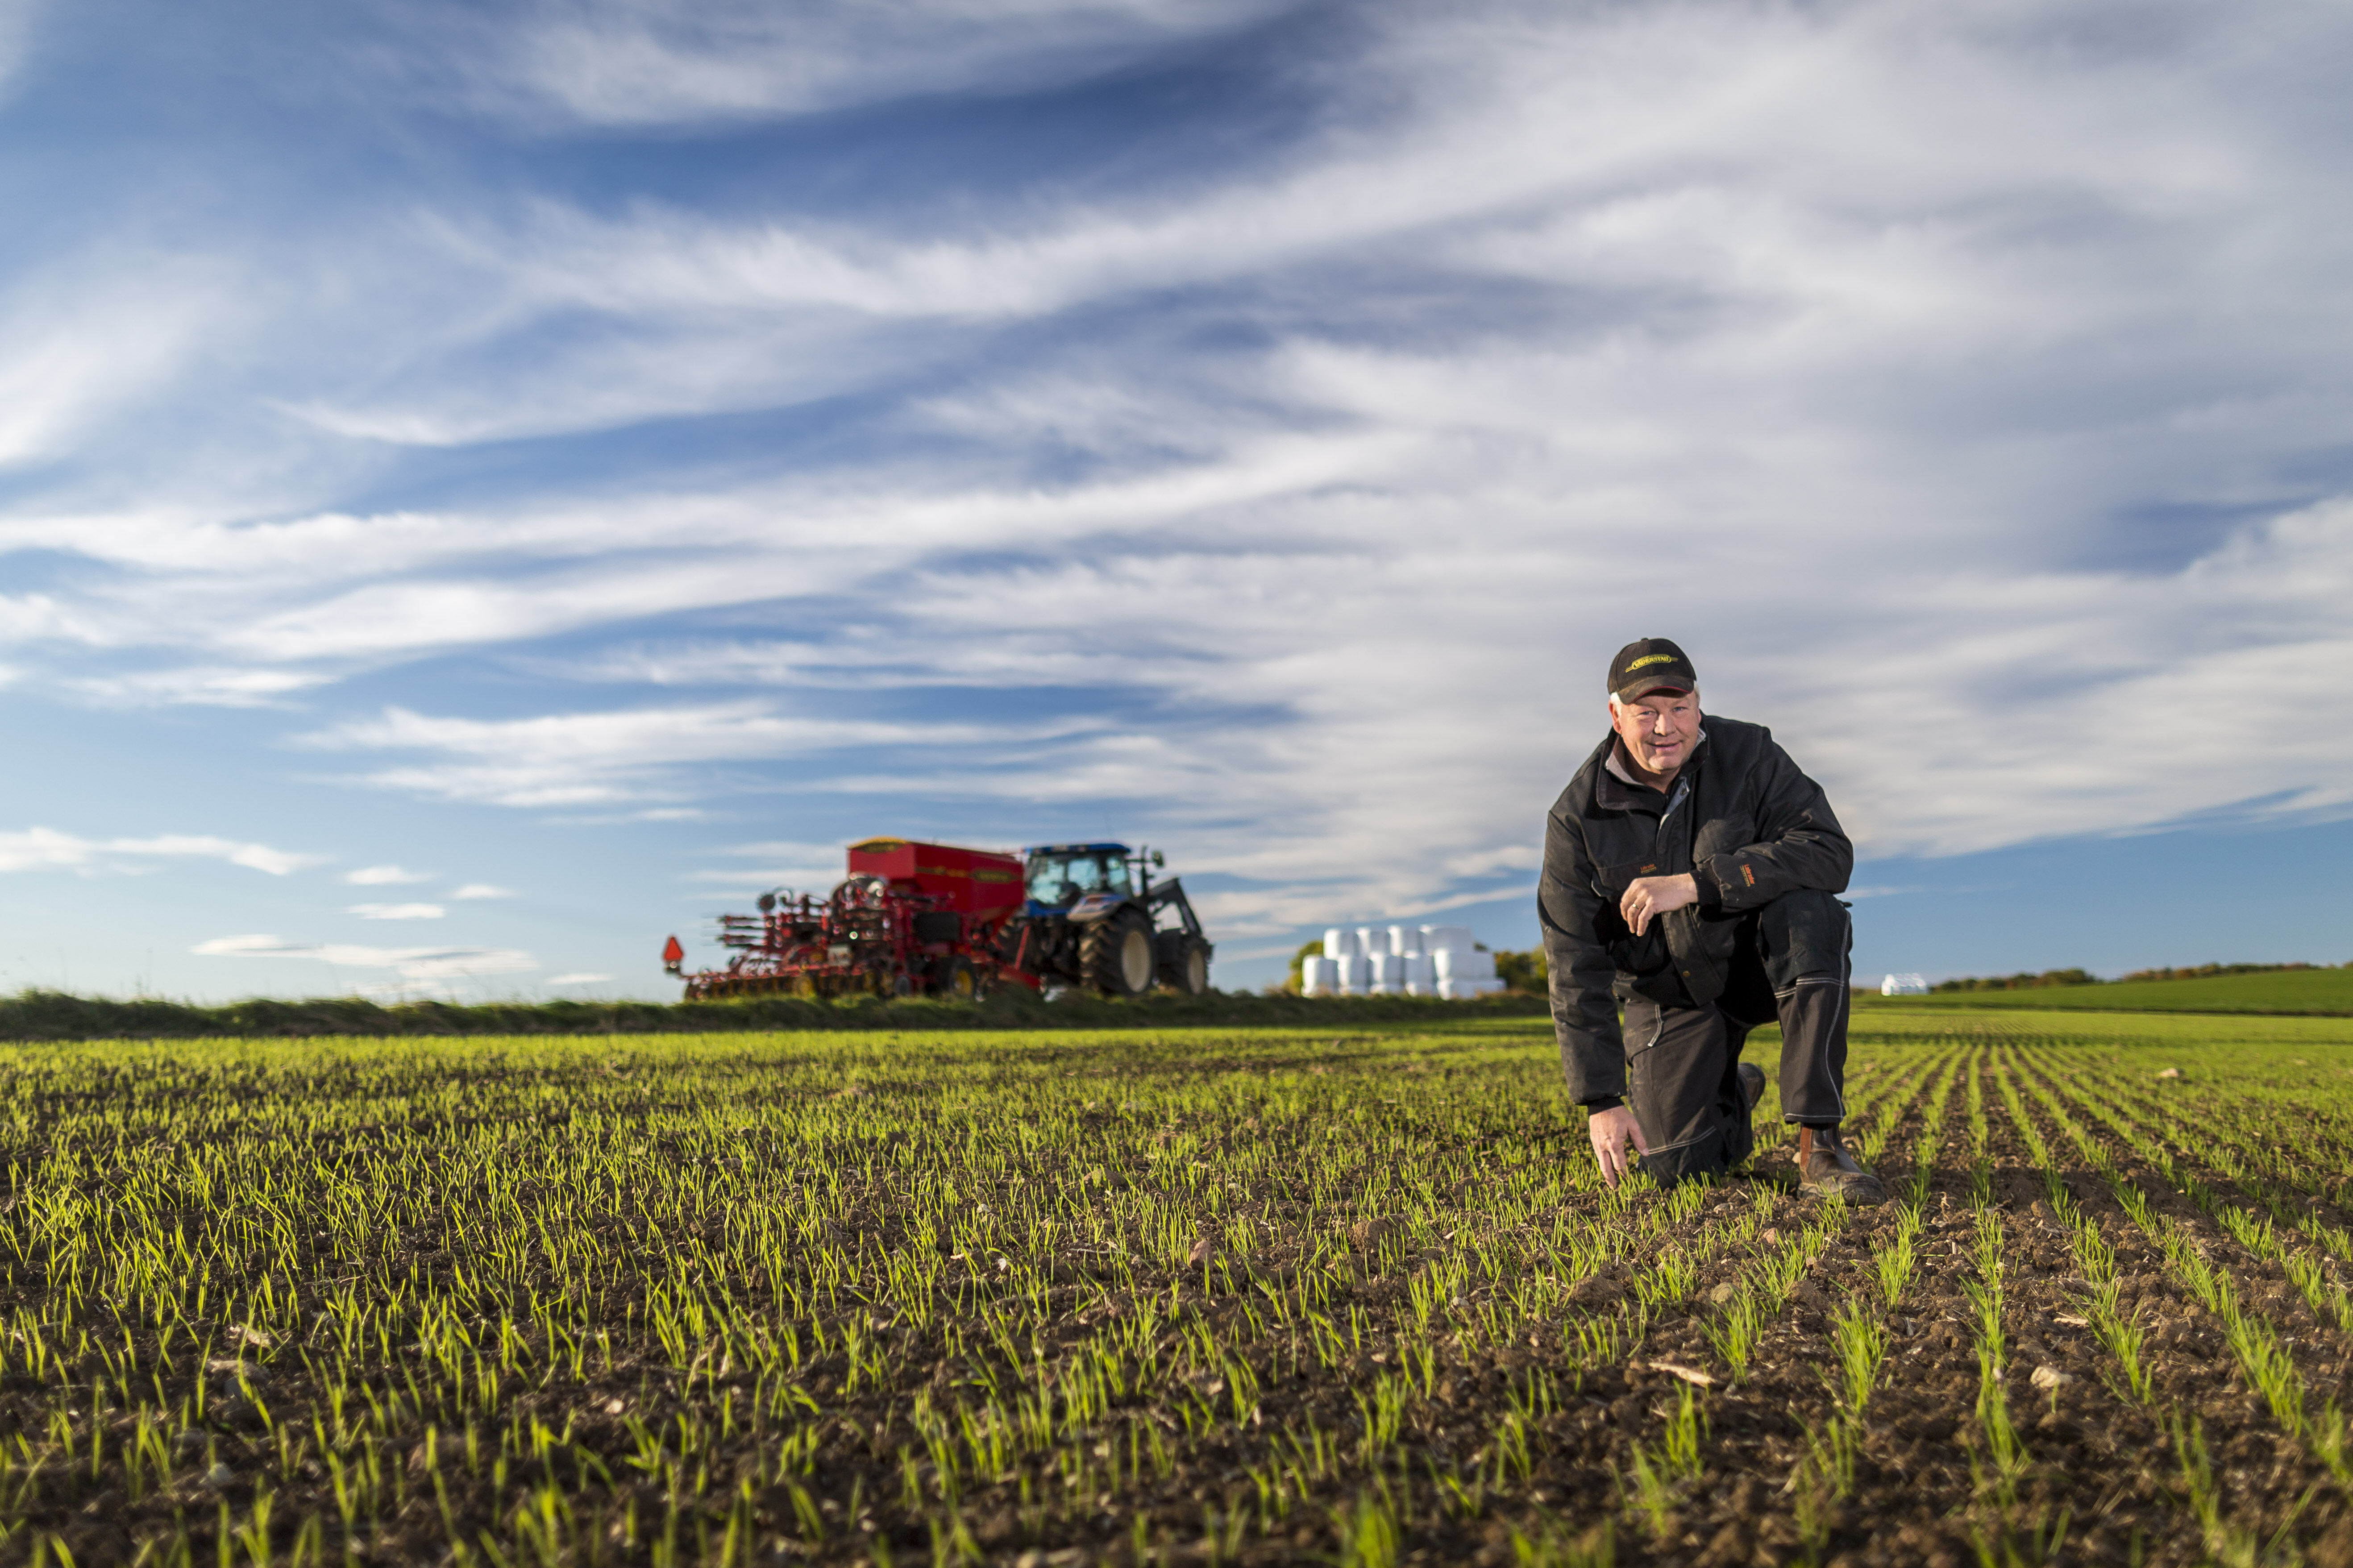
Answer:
[{"xmin": 1932, "ymin": 960, "xmax": 2341, "ymax": 991}]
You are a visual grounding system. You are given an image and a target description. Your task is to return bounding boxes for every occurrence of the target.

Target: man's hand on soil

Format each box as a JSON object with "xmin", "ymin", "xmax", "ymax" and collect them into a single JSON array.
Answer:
[
  {"xmin": 1588, "ymin": 1104, "xmax": 1650, "ymax": 1188},
  {"xmin": 1620, "ymin": 873, "xmax": 1699, "ymax": 936}
]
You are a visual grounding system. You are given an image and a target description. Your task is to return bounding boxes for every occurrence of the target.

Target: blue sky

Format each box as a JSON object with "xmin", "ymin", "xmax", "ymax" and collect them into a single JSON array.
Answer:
[{"xmin": 0, "ymin": 0, "xmax": 2347, "ymax": 1001}]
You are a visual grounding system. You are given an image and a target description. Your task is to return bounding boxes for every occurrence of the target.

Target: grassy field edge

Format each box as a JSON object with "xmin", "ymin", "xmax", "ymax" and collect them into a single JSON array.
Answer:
[
  {"xmin": 1858, "ymin": 964, "xmax": 2353, "ymax": 1017},
  {"xmin": 0, "ymin": 984, "xmax": 1557, "ymax": 1040},
  {"xmin": 12, "ymin": 972, "xmax": 2347, "ymax": 1040}
]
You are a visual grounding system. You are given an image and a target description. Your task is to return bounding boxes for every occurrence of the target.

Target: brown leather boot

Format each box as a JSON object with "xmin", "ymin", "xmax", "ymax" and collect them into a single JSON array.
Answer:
[{"xmin": 1796, "ymin": 1124, "xmax": 1886, "ymax": 1206}]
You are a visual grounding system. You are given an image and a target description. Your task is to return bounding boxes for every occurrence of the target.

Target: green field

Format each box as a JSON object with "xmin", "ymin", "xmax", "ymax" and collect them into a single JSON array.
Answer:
[
  {"xmin": 1864, "ymin": 966, "xmax": 2353, "ymax": 1015},
  {"xmin": 2, "ymin": 1007, "xmax": 2351, "ymax": 1565}
]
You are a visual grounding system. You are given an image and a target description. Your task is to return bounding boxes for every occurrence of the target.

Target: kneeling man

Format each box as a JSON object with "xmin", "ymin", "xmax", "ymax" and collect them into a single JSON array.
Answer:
[{"xmin": 1539, "ymin": 638, "xmax": 1883, "ymax": 1203}]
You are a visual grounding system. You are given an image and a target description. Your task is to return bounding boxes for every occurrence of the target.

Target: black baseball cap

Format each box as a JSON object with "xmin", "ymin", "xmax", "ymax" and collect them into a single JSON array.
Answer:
[{"xmin": 1608, "ymin": 638, "xmax": 1698, "ymax": 701}]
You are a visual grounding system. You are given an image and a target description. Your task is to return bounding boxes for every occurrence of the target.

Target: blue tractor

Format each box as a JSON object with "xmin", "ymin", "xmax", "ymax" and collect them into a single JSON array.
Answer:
[{"xmin": 1008, "ymin": 842, "xmax": 1214, "ymax": 997}]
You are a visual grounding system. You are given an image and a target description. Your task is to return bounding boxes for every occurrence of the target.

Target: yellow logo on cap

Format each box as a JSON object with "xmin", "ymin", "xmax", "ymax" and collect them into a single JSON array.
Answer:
[{"xmin": 1627, "ymin": 653, "xmax": 1677, "ymax": 671}]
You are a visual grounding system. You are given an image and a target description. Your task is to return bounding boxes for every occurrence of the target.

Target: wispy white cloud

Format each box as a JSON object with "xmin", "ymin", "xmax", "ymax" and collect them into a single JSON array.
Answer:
[
  {"xmin": 0, "ymin": 827, "xmax": 319, "ymax": 877},
  {"xmin": 686, "ymin": 839, "xmax": 852, "ymax": 892},
  {"xmin": 59, "ymin": 665, "xmax": 331, "ymax": 708},
  {"xmin": 529, "ymin": 635, "xmax": 1214, "ymax": 693},
  {"xmin": 0, "ymin": 2, "xmax": 42, "ymax": 96},
  {"xmin": 366, "ymin": 0, "xmax": 1296, "ymax": 129},
  {"xmin": 192, "ymin": 933, "xmax": 538, "ymax": 980},
  {"xmin": 545, "ymin": 971, "xmax": 613, "ymax": 985},
  {"xmin": 0, "ymin": 254, "xmax": 226, "ymax": 469},
  {"xmin": 295, "ymin": 701, "xmax": 1098, "ymax": 806},
  {"xmin": 450, "ymin": 884, "xmax": 516, "ymax": 900},
  {"xmin": 272, "ymin": 0, "xmax": 2341, "ymax": 456},
  {"xmin": 345, "ymin": 864, "xmax": 434, "ymax": 885},
  {"xmin": 1777, "ymin": 500, "xmax": 2353, "ymax": 857},
  {"xmin": 347, "ymin": 902, "xmax": 445, "ymax": 920},
  {"xmin": 503, "ymin": 481, "xmax": 2352, "ymax": 926}
]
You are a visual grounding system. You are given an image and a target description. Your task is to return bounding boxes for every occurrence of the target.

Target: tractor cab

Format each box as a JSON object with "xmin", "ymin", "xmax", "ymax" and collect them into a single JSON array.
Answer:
[{"xmin": 1023, "ymin": 843, "xmax": 1147, "ymax": 913}]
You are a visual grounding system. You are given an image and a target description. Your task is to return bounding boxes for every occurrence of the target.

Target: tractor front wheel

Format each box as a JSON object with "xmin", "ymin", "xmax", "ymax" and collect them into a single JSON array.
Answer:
[
  {"xmin": 1166, "ymin": 941, "xmax": 1210, "ymax": 996},
  {"xmin": 1083, "ymin": 910, "xmax": 1155, "ymax": 997}
]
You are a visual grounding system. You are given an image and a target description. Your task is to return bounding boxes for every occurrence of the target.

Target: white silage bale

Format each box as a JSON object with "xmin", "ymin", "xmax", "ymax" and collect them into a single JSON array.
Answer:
[
  {"xmin": 1369, "ymin": 953, "xmax": 1405, "ymax": 995},
  {"xmin": 1421, "ymin": 925, "xmax": 1475, "ymax": 957},
  {"xmin": 1403, "ymin": 953, "xmax": 1435, "ymax": 996},
  {"xmin": 1301, "ymin": 956, "xmax": 1336, "ymax": 997},
  {"xmin": 1434, "ymin": 947, "xmax": 1495, "ymax": 982},
  {"xmin": 1438, "ymin": 976, "xmax": 1506, "ymax": 1000},
  {"xmin": 1323, "ymin": 928, "xmax": 1355, "ymax": 960},
  {"xmin": 1387, "ymin": 925, "xmax": 1418, "ymax": 956},
  {"xmin": 1336, "ymin": 954, "xmax": 1370, "ymax": 996},
  {"xmin": 1355, "ymin": 927, "xmax": 1384, "ymax": 964}
]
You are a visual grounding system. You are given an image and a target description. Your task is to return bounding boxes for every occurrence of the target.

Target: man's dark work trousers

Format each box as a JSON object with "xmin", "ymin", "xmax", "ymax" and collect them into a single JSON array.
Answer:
[{"xmin": 1622, "ymin": 890, "xmax": 1851, "ymax": 1184}]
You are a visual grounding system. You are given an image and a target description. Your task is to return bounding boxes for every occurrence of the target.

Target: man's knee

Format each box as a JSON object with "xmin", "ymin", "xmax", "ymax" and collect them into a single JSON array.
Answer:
[
  {"xmin": 1755, "ymin": 889, "xmax": 1850, "ymax": 983},
  {"xmin": 1638, "ymin": 1127, "xmax": 1731, "ymax": 1186}
]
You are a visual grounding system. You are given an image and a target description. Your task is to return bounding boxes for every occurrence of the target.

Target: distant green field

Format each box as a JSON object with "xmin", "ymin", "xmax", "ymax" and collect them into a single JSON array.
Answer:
[{"xmin": 1862, "ymin": 965, "xmax": 2353, "ymax": 1016}]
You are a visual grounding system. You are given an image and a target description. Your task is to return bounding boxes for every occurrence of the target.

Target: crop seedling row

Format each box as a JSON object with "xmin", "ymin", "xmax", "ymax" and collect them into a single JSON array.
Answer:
[{"xmin": 0, "ymin": 1012, "xmax": 2350, "ymax": 1564}]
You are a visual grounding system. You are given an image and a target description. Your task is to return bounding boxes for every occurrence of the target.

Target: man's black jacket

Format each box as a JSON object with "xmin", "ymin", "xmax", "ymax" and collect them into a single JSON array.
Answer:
[{"xmin": 1539, "ymin": 716, "xmax": 1851, "ymax": 1105}]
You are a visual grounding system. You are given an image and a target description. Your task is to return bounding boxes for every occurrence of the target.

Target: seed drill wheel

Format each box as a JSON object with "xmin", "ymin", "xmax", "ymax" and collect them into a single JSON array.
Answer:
[
  {"xmin": 1083, "ymin": 908, "xmax": 1156, "ymax": 997},
  {"xmin": 934, "ymin": 957, "xmax": 980, "ymax": 1000}
]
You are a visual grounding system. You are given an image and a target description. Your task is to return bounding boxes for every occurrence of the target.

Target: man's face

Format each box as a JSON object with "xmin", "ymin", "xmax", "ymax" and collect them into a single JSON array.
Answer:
[{"xmin": 1610, "ymin": 688, "xmax": 1701, "ymax": 778}]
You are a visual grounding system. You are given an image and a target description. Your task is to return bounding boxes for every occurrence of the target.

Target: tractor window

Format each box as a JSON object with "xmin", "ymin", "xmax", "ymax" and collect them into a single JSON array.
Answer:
[
  {"xmin": 1027, "ymin": 856, "xmax": 1087, "ymax": 906},
  {"xmin": 1028, "ymin": 854, "xmax": 1121, "ymax": 906}
]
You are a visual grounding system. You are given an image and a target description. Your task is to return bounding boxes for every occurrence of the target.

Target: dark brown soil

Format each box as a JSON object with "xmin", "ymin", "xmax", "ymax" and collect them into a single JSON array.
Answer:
[{"xmin": 3, "ymin": 1035, "xmax": 2349, "ymax": 1566}]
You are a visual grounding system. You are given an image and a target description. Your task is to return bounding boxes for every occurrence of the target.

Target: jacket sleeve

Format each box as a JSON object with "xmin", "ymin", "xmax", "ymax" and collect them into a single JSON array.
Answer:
[
  {"xmin": 1694, "ymin": 728, "xmax": 1852, "ymax": 911},
  {"xmin": 1539, "ymin": 794, "xmax": 1626, "ymax": 1104}
]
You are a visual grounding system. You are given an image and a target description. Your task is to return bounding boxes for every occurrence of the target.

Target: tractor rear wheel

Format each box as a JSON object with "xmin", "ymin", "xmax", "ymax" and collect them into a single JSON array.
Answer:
[{"xmin": 1083, "ymin": 909, "xmax": 1155, "ymax": 997}]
